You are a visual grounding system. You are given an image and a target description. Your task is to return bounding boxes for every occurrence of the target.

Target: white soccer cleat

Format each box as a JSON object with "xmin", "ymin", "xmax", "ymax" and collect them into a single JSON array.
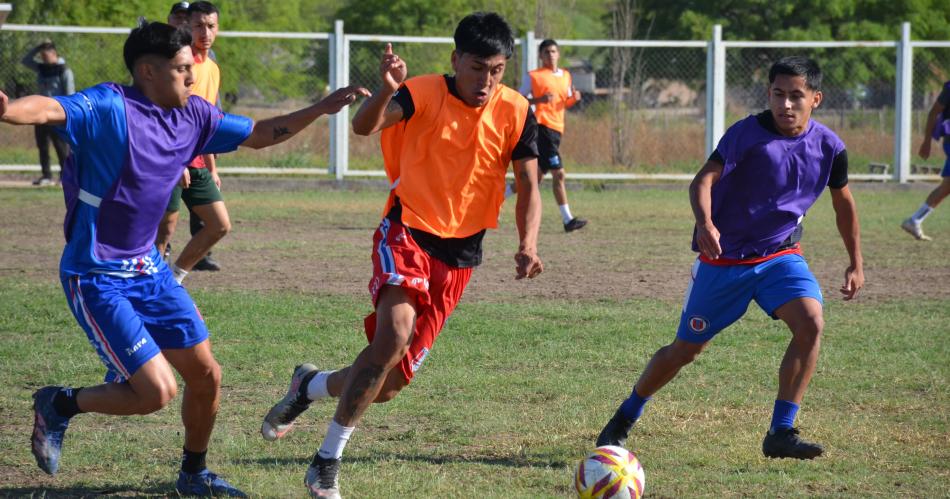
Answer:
[
  {"xmin": 901, "ymin": 218, "xmax": 932, "ymax": 241},
  {"xmin": 261, "ymin": 363, "xmax": 318, "ymax": 441}
]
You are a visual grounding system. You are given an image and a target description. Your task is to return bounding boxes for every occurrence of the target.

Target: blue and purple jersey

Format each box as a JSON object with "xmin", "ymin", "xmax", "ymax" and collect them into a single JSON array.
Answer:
[
  {"xmin": 53, "ymin": 83, "xmax": 252, "ymax": 277},
  {"xmin": 696, "ymin": 111, "xmax": 847, "ymax": 260},
  {"xmin": 933, "ymin": 80, "xmax": 950, "ymax": 140}
]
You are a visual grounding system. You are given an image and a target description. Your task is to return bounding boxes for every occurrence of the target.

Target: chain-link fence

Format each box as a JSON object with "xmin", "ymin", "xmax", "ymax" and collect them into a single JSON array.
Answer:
[
  {"xmin": 727, "ymin": 46, "xmax": 899, "ymax": 170},
  {"xmin": 554, "ymin": 42, "xmax": 707, "ymax": 174},
  {"xmin": 1, "ymin": 23, "xmax": 947, "ymax": 180},
  {"xmin": 0, "ymin": 28, "xmax": 332, "ymax": 169}
]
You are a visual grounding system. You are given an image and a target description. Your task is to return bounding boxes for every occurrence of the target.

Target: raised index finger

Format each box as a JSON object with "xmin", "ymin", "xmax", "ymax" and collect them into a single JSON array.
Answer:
[{"xmin": 384, "ymin": 43, "xmax": 393, "ymax": 55}]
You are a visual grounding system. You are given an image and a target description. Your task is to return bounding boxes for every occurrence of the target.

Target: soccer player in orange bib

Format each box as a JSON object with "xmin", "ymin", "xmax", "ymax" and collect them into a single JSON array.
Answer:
[
  {"xmin": 260, "ymin": 12, "xmax": 544, "ymax": 498},
  {"xmin": 520, "ymin": 38, "xmax": 587, "ymax": 232}
]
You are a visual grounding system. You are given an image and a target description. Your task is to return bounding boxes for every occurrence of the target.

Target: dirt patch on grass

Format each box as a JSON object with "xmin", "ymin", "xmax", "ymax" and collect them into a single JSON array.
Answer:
[{"xmin": 0, "ymin": 177, "xmax": 945, "ymax": 305}]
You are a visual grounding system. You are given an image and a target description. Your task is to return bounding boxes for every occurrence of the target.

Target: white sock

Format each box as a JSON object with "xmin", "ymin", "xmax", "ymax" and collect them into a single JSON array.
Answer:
[
  {"xmin": 306, "ymin": 370, "xmax": 336, "ymax": 401},
  {"xmin": 172, "ymin": 264, "xmax": 188, "ymax": 284},
  {"xmin": 558, "ymin": 204, "xmax": 574, "ymax": 224},
  {"xmin": 912, "ymin": 203, "xmax": 934, "ymax": 223},
  {"xmin": 317, "ymin": 420, "xmax": 355, "ymax": 460},
  {"xmin": 504, "ymin": 182, "xmax": 515, "ymax": 199}
]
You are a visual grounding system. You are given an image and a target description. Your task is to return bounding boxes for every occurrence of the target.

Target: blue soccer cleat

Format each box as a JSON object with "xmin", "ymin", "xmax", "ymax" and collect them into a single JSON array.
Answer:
[
  {"xmin": 31, "ymin": 386, "xmax": 72, "ymax": 475},
  {"xmin": 176, "ymin": 469, "xmax": 248, "ymax": 497}
]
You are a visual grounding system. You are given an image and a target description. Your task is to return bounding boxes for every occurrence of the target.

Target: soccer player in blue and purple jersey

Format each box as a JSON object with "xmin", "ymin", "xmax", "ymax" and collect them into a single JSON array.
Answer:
[
  {"xmin": 0, "ymin": 21, "xmax": 367, "ymax": 496},
  {"xmin": 901, "ymin": 79, "xmax": 950, "ymax": 240},
  {"xmin": 596, "ymin": 56, "xmax": 865, "ymax": 460}
]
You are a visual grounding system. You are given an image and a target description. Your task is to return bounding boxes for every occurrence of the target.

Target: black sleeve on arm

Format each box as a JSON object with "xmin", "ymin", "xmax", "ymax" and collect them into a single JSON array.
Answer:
[
  {"xmin": 937, "ymin": 84, "xmax": 950, "ymax": 106},
  {"xmin": 828, "ymin": 149, "xmax": 849, "ymax": 189},
  {"xmin": 708, "ymin": 149, "xmax": 724, "ymax": 165},
  {"xmin": 391, "ymin": 85, "xmax": 414, "ymax": 121},
  {"xmin": 511, "ymin": 108, "xmax": 539, "ymax": 162}
]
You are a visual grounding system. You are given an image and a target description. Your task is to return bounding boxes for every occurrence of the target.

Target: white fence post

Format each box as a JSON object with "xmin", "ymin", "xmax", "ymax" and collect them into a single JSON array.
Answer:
[
  {"xmin": 329, "ymin": 20, "xmax": 348, "ymax": 181},
  {"xmin": 894, "ymin": 22, "xmax": 913, "ymax": 183},
  {"xmin": 705, "ymin": 24, "xmax": 725, "ymax": 158},
  {"xmin": 522, "ymin": 30, "xmax": 537, "ymax": 77}
]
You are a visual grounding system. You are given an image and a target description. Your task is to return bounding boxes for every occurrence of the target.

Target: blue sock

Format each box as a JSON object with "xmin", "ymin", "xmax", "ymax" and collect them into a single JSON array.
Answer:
[
  {"xmin": 618, "ymin": 388, "xmax": 651, "ymax": 422},
  {"xmin": 770, "ymin": 399, "xmax": 799, "ymax": 431}
]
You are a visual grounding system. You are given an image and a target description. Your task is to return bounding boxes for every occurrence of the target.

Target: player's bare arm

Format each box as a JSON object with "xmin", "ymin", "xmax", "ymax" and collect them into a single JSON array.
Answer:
[
  {"xmin": 352, "ymin": 43, "xmax": 408, "ymax": 135},
  {"xmin": 513, "ymin": 156, "xmax": 543, "ymax": 279},
  {"xmin": 205, "ymin": 154, "xmax": 220, "ymax": 188},
  {"xmin": 830, "ymin": 185, "xmax": 864, "ymax": 300},
  {"xmin": 689, "ymin": 159, "xmax": 724, "ymax": 260},
  {"xmin": 0, "ymin": 91, "xmax": 66, "ymax": 126},
  {"xmin": 241, "ymin": 85, "xmax": 369, "ymax": 149},
  {"xmin": 918, "ymin": 100, "xmax": 945, "ymax": 159}
]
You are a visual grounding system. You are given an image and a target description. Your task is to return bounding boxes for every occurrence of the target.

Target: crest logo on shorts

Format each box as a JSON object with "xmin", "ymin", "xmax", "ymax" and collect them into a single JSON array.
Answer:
[{"xmin": 688, "ymin": 316, "xmax": 709, "ymax": 333}]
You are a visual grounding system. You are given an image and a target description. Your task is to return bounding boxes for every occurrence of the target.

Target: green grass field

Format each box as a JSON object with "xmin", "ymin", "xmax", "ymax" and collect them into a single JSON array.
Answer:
[{"xmin": 0, "ymin": 183, "xmax": 948, "ymax": 497}]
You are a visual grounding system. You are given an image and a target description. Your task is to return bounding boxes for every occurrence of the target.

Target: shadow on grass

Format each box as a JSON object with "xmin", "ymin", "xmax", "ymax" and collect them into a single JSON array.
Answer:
[
  {"xmin": 239, "ymin": 451, "xmax": 571, "ymax": 470},
  {"xmin": 0, "ymin": 482, "xmax": 175, "ymax": 497}
]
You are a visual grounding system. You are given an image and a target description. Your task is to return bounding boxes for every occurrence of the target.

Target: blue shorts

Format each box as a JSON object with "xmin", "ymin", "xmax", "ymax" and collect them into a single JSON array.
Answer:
[
  {"xmin": 941, "ymin": 140, "xmax": 950, "ymax": 177},
  {"xmin": 61, "ymin": 268, "xmax": 209, "ymax": 382},
  {"xmin": 676, "ymin": 254, "xmax": 823, "ymax": 344}
]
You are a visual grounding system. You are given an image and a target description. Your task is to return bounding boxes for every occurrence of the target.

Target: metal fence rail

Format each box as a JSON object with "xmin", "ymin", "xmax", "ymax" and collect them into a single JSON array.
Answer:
[{"xmin": 1, "ymin": 21, "xmax": 946, "ymax": 183}]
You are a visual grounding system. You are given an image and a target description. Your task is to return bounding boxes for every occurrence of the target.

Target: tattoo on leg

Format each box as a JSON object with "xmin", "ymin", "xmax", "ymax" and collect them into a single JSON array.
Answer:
[
  {"xmin": 343, "ymin": 363, "xmax": 385, "ymax": 417},
  {"xmin": 273, "ymin": 126, "xmax": 291, "ymax": 140}
]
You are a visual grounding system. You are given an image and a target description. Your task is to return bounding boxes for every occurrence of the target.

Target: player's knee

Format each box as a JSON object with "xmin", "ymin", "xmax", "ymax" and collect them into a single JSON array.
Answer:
[
  {"xmin": 369, "ymin": 342, "xmax": 411, "ymax": 370},
  {"xmin": 793, "ymin": 315, "xmax": 823, "ymax": 344},
  {"xmin": 138, "ymin": 382, "xmax": 178, "ymax": 414},
  {"xmin": 188, "ymin": 359, "xmax": 223, "ymax": 394},
  {"xmin": 374, "ymin": 384, "xmax": 407, "ymax": 403},
  {"xmin": 207, "ymin": 220, "xmax": 230, "ymax": 240},
  {"xmin": 666, "ymin": 340, "xmax": 705, "ymax": 366},
  {"xmin": 551, "ymin": 169, "xmax": 565, "ymax": 182},
  {"xmin": 375, "ymin": 373, "xmax": 410, "ymax": 403}
]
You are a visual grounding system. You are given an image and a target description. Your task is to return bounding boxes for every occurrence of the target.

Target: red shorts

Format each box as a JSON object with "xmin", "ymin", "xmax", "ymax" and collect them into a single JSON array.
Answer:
[{"xmin": 366, "ymin": 217, "xmax": 473, "ymax": 383}]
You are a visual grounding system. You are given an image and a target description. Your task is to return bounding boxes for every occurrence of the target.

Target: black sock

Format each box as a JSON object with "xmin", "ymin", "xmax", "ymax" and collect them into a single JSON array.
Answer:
[
  {"xmin": 296, "ymin": 370, "xmax": 319, "ymax": 405},
  {"xmin": 181, "ymin": 448, "xmax": 207, "ymax": 474},
  {"xmin": 52, "ymin": 387, "xmax": 84, "ymax": 418}
]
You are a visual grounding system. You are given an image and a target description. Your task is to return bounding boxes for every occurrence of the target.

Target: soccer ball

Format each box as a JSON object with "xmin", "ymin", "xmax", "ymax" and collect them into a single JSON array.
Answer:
[{"xmin": 574, "ymin": 445, "xmax": 645, "ymax": 499}]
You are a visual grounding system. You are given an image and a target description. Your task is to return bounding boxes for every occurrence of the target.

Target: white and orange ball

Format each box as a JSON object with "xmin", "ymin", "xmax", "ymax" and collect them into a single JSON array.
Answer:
[{"xmin": 574, "ymin": 445, "xmax": 645, "ymax": 499}]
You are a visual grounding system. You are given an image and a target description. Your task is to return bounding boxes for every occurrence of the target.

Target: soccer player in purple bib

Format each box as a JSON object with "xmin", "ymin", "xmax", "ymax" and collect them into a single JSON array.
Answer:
[
  {"xmin": 0, "ymin": 21, "xmax": 367, "ymax": 496},
  {"xmin": 900, "ymin": 79, "xmax": 950, "ymax": 240},
  {"xmin": 596, "ymin": 57, "xmax": 864, "ymax": 459}
]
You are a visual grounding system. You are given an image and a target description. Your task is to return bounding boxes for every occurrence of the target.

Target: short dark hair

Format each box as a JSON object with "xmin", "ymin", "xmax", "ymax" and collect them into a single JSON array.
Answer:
[
  {"xmin": 454, "ymin": 12, "xmax": 514, "ymax": 59},
  {"xmin": 123, "ymin": 20, "xmax": 192, "ymax": 74},
  {"xmin": 769, "ymin": 56, "xmax": 822, "ymax": 91},
  {"xmin": 538, "ymin": 39, "xmax": 558, "ymax": 54},
  {"xmin": 169, "ymin": 1, "xmax": 189, "ymax": 15},
  {"xmin": 187, "ymin": 1, "xmax": 219, "ymax": 17}
]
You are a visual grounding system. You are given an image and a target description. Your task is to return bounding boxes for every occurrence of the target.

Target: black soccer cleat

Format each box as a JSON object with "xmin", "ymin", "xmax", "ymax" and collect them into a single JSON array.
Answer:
[
  {"xmin": 762, "ymin": 427, "xmax": 824, "ymax": 459},
  {"xmin": 193, "ymin": 254, "xmax": 221, "ymax": 271},
  {"xmin": 305, "ymin": 455, "xmax": 342, "ymax": 499},
  {"xmin": 596, "ymin": 408, "xmax": 635, "ymax": 448},
  {"xmin": 564, "ymin": 217, "xmax": 588, "ymax": 233}
]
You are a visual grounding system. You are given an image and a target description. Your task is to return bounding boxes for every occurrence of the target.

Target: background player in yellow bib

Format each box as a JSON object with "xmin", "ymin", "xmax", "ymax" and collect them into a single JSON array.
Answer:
[{"xmin": 520, "ymin": 39, "xmax": 587, "ymax": 232}]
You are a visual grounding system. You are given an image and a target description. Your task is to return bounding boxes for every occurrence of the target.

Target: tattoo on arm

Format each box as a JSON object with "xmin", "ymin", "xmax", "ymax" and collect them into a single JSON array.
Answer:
[{"xmin": 273, "ymin": 126, "xmax": 291, "ymax": 140}]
